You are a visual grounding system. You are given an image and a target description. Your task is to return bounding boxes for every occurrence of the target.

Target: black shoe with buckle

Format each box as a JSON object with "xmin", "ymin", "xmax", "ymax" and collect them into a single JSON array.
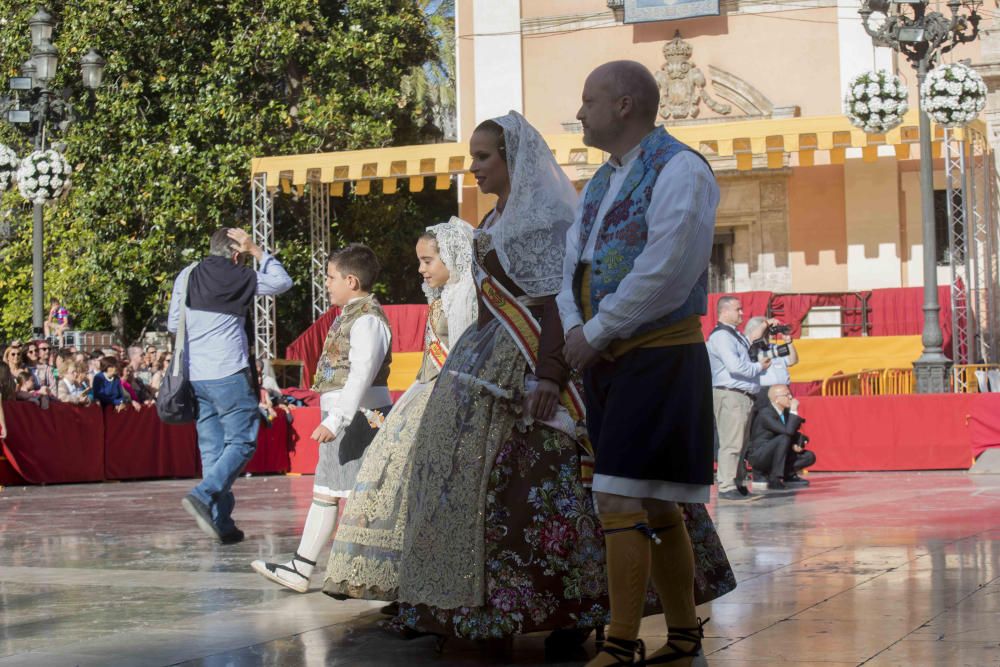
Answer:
[
  {"xmin": 639, "ymin": 617, "xmax": 708, "ymax": 665},
  {"xmin": 591, "ymin": 636, "xmax": 644, "ymax": 664}
]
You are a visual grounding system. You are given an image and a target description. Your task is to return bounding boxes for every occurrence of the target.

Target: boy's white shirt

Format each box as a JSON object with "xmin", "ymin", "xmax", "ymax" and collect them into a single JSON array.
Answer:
[{"xmin": 318, "ymin": 297, "xmax": 392, "ymax": 437}]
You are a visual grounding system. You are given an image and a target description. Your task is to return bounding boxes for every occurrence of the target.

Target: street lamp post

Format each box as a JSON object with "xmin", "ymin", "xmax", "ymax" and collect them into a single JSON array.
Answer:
[
  {"xmin": 858, "ymin": 0, "xmax": 980, "ymax": 393},
  {"xmin": 0, "ymin": 7, "xmax": 105, "ymax": 337}
]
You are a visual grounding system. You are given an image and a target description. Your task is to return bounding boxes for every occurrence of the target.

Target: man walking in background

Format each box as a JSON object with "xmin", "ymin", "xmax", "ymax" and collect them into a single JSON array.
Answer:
[{"xmin": 168, "ymin": 227, "xmax": 293, "ymax": 544}]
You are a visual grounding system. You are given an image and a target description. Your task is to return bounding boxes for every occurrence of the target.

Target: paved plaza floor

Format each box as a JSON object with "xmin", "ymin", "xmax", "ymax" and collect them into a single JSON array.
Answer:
[{"xmin": 0, "ymin": 471, "xmax": 999, "ymax": 666}]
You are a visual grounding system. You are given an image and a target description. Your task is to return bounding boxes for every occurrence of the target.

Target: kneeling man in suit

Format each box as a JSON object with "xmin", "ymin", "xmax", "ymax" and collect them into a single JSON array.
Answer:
[{"xmin": 747, "ymin": 384, "xmax": 816, "ymax": 490}]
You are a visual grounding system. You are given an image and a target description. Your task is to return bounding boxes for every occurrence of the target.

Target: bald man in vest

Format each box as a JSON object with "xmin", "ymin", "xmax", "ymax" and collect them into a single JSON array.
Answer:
[{"xmin": 559, "ymin": 60, "xmax": 719, "ymax": 666}]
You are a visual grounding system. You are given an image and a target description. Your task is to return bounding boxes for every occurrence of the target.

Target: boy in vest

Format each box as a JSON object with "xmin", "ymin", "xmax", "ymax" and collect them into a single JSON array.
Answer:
[
  {"xmin": 558, "ymin": 61, "xmax": 720, "ymax": 666},
  {"xmin": 253, "ymin": 243, "xmax": 393, "ymax": 592}
]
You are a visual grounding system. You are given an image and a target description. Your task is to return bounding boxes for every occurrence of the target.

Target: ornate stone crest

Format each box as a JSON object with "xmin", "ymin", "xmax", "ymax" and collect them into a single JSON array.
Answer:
[{"xmin": 655, "ymin": 31, "xmax": 732, "ymax": 120}]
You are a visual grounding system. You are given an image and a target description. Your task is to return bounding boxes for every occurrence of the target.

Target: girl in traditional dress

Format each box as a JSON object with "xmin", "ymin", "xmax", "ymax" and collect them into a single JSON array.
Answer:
[
  {"xmin": 323, "ymin": 217, "xmax": 477, "ymax": 601},
  {"xmin": 394, "ymin": 111, "xmax": 610, "ymax": 645}
]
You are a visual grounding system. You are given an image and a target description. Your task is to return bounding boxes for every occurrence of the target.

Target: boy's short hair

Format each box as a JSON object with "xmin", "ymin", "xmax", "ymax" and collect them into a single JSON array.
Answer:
[
  {"xmin": 100, "ymin": 356, "xmax": 120, "ymax": 373},
  {"xmin": 16, "ymin": 370, "xmax": 33, "ymax": 386},
  {"xmin": 329, "ymin": 243, "xmax": 380, "ymax": 292}
]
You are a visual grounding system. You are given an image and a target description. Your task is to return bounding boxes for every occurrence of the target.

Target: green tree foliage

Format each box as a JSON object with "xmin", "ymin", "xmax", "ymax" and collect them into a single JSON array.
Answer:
[
  {"xmin": 0, "ymin": 0, "xmax": 453, "ymax": 348},
  {"xmin": 401, "ymin": 0, "xmax": 456, "ymax": 139}
]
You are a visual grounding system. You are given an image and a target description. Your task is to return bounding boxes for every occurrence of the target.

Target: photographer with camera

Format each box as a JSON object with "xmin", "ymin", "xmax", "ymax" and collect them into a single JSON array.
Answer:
[
  {"xmin": 707, "ymin": 296, "xmax": 771, "ymax": 500},
  {"xmin": 747, "ymin": 384, "xmax": 816, "ymax": 490},
  {"xmin": 744, "ymin": 316, "xmax": 799, "ymax": 390}
]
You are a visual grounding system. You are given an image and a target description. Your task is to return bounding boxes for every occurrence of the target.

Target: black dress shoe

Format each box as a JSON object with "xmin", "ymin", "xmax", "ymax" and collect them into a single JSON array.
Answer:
[
  {"xmin": 785, "ymin": 474, "xmax": 810, "ymax": 488},
  {"xmin": 220, "ymin": 528, "xmax": 245, "ymax": 544},
  {"xmin": 767, "ymin": 477, "xmax": 787, "ymax": 490},
  {"xmin": 718, "ymin": 490, "xmax": 749, "ymax": 501}
]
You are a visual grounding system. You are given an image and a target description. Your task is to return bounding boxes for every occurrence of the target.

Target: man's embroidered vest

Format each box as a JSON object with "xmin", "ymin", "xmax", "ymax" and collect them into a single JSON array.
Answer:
[
  {"xmin": 312, "ymin": 294, "xmax": 392, "ymax": 393},
  {"xmin": 573, "ymin": 126, "xmax": 711, "ymax": 337}
]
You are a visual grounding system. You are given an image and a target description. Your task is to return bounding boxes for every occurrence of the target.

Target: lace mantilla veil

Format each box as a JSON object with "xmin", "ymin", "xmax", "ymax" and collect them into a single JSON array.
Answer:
[
  {"xmin": 422, "ymin": 216, "xmax": 478, "ymax": 345},
  {"xmin": 491, "ymin": 111, "xmax": 579, "ymax": 298}
]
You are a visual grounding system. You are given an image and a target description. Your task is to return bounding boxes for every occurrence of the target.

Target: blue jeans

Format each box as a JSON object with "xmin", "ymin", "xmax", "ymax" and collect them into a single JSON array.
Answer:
[{"xmin": 190, "ymin": 369, "xmax": 260, "ymax": 534}]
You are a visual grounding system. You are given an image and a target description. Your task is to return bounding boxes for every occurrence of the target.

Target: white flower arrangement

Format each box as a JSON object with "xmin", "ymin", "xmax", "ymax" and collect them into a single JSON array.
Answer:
[
  {"xmin": 844, "ymin": 69, "xmax": 910, "ymax": 134},
  {"xmin": 921, "ymin": 63, "xmax": 987, "ymax": 128},
  {"xmin": 0, "ymin": 144, "xmax": 18, "ymax": 193},
  {"xmin": 16, "ymin": 149, "xmax": 72, "ymax": 205}
]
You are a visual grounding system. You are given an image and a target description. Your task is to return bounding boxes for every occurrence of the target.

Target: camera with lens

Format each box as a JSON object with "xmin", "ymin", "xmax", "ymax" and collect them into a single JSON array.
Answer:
[
  {"xmin": 768, "ymin": 324, "xmax": 792, "ymax": 336},
  {"xmin": 748, "ymin": 340, "xmax": 791, "ymax": 361}
]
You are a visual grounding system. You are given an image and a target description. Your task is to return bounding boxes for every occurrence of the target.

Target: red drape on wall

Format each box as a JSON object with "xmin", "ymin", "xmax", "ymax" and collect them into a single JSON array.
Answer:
[
  {"xmin": 285, "ymin": 304, "xmax": 429, "ymax": 387},
  {"xmin": 868, "ymin": 285, "xmax": 952, "ymax": 354},
  {"xmin": 1, "ymin": 401, "xmax": 105, "ymax": 483},
  {"xmin": 701, "ymin": 291, "xmax": 773, "ymax": 339},
  {"xmin": 797, "ymin": 394, "xmax": 974, "ymax": 472},
  {"xmin": 103, "ymin": 406, "xmax": 200, "ymax": 480}
]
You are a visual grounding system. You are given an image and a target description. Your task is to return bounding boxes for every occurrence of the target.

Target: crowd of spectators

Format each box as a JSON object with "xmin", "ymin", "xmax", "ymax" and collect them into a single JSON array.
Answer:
[
  {"xmin": 0, "ymin": 339, "xmax": 290, "ymax": 428},
  {"xmin": 0, "ymin": 340, "xmax": 175, "ymax": 413}
]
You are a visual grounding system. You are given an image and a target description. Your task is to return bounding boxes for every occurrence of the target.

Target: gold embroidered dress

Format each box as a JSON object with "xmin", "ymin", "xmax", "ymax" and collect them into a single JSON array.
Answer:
[
  {"xmin": 323, "ymin": 299, "xmax": 449, "ymax": 600},
  {"xmin": 394, "ymin": 226, "xmax": 611, "ymax": 639}
]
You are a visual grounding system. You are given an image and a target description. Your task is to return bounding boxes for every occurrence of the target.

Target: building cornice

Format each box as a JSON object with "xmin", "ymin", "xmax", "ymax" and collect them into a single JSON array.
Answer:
[{"xmin": 521, "ymin": 0, "xmax": 836, "ymax": 35}]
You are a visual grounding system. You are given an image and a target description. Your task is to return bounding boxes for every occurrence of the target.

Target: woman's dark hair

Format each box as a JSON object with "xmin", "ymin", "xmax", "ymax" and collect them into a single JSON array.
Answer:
[
  {"xmin": 329, "ymin": 243, "xmax": 381, "ymax": 292},
  {"xmin": 99, "ymin": 356, "xmax": 120, "ymax": 373},
  {"xmin": 474, "ymin": 119, "xmax": 506, "ymax": 158},
  {"xmin": 20, "ymin": 343, "xmax": 36, "ymax": 367}
]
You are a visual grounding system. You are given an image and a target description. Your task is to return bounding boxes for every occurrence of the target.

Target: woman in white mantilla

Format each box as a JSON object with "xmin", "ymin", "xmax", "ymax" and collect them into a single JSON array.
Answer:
[
  {"xmin": 323, "ymin": 217, "xmax": 477, "ymax": 601},
  {"xmin": 394, "ymin": 111, "xmax": 610, "ymax": 644}
]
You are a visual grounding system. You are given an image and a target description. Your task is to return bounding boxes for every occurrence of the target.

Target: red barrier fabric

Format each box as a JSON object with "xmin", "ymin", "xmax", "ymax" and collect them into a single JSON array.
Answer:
[
  {"xmin": 0, "ymin": 447, "xmax": 27, "ymax": 486},
  {"xmin": 285, "ymin": 304, "xmax": 429, "ymax": 387},
  {"xmin": 104, "ymin": 406, "xmax": 200, "ymax": 480},
  {"xmin": 0, "ymin": 401, "xmax": 105, "ymax": 484},
  {"xmin": 797, "ymin": 394, "xmax": 974, "ymax": 472},
  {"xmin": 246, "ymin": 414, "xmax": 291, "ymax": 474},
  {"xmin": 288, "ymin": 407, "xmax": 322, "ymax": 475},
  {"xmin": 789, "ymin": 380, "xmax": 822, "ymax": 397},
  {"xmin": 966, "ymin": 393, "xmax": 1000, "ymax": 458},
  {"xmin": 868, "ymin": 286, "xmax": 952, "ymax": 354},
  {"xmin": 701, "ymin": 291, "xmax": 773, "ymax": 339}
]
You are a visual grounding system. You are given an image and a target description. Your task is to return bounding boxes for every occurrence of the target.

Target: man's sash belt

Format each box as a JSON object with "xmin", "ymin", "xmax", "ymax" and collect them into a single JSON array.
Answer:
[{"xmin": 476, "ymin": 266, "xmax": 594, "ymax": 486}]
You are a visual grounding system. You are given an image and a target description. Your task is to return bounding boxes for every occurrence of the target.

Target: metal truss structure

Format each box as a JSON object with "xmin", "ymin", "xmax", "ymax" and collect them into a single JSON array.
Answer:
[
  {"xmin": 251, "ymin": 173, "xmax": 277, "ymax": 360},
  {"xmin": 943, "ymin": 126, "xmax": 1000, "ymax": 390},
  {"xmin": 308, "ymin": 171, "xmax": 331, "ymax": 320}
]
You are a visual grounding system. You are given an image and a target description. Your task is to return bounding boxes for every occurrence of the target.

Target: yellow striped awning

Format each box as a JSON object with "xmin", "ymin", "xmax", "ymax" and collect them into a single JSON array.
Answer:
[{"xmin": 250, "ymin": 111, "xmax": 984, "ymax": 193}]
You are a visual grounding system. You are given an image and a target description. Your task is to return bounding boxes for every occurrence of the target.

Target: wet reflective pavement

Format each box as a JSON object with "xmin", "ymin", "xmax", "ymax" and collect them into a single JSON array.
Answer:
[{"xmin": 1, "ymin": 472, "xmax": 999, "ymax": 666}]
